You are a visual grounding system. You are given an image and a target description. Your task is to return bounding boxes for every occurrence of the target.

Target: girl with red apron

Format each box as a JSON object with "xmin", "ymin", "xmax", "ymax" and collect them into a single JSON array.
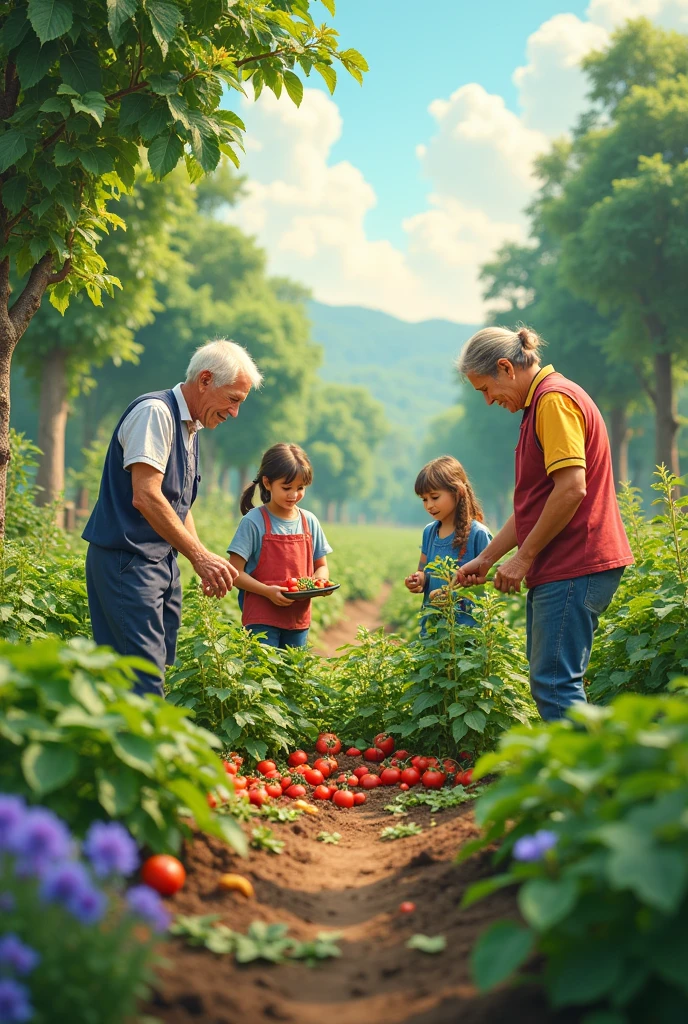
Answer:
[{"xmin": 227, "ymin": 444, "xmax": 332, "ymax": 649}]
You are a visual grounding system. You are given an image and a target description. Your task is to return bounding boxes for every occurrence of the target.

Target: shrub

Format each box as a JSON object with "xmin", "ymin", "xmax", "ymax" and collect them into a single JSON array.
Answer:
[
  {"xmin": 0, "ymin": 797, "xmax": 168, "ymax": 1024},
  {"xmin": 0, "ymin": 637, "xmax": 245, "ymax": 855},
  {"xmin": 461, "ymin": 687, "xmax": 688, "ymax": 1022}
]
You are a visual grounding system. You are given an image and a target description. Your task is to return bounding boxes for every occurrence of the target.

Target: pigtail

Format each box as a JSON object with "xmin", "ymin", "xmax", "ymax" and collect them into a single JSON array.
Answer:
[
  {"xmin": 452, "ymin": 481, "xmax": 484, "ymax": 551},
  {"xmin": 240, "ymin": 443, "xmax": 314, "ymax": 516},
  {"xmin": 239, "ymin": 479, "xmax": 259, "ymax": 516}
]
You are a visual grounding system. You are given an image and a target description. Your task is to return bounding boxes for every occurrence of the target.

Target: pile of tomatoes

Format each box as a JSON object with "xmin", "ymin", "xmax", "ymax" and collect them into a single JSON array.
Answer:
[
  {"xmin": 281, "ymin": 576, "xmax": 335, "ymax": 593},
  {"xmin": 213, "ymin": 733, "xmax": 475, "ymax": 812}
]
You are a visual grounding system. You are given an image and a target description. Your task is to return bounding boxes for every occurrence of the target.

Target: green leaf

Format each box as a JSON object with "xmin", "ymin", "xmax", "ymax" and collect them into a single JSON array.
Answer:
[
  {"xmin": 518, "ymin": 876, "xmax": 578, "ymax": 931},
  {"xmin": 53, "ymin": 141, "xmax": 78, "ymax": 165},
  {"xmin": 2, "ymin": 176, "xmax": 28, "ymax": 215},
  {"xmin": 471, "ymin": 921, "xmax": 535, "ymax": 992},
  {"xmin": 0, "ymin": 131, "xmax": 28, "ymax": 174},
  {"xmin": 139, "ymin": 103, "xmax": 171, "ymax": 141},
  {"xmin": 147, "ymin": 72, "xmax": 182, "ymax": 95},
  {"xmin": 71, "ymin": 91, "xmax": 108, "ymax": 126},
  {"xmin": 460, "ymin": 873, "xmax": 515, "ymax": 909},
  {"xmin": 118, "ymin": 93, "xmax": 153, "ymax": 128},
  {"xmin": 16, "ymin": 35, "xmax": 58, "ymax": 88},
  {"xmin": 145, "ymin": 0, "xmax": 183, "ymax": 57},
  {"xmin": 464, "ymin": 709, "xmax": 487, "ymax": 733},
  {"xmin": 107, "ymin": 0, "xmax": 138, "ymax": 47},
  {"xmin": 147, "ymin": 131, "xmax": 183, "ymax": 179},
  {"xmin": 22, "ymin": 742, "xmax": 78, "ymax": 795},
  {"xmin": 607, "ymin": 844, "xmax": 687, "ymax": 912},
  {"xmin": 190, "ymin": 124, "xmax": 220, "ymax": 172},
  {"xmin": 451, "ymin": 718, "xmax": 468, "ymax": 743},
  {"xmin": 0, "ymin": 9, "xmax": 30, "ymax": 51},
  {"xmin": 27, "ymin": 0, "xmax": 73, "ymax": 44},
  {"xmin": 112, "ymin": 732, "xmax": 156, "ymax": 776},
  {"xmin": 78, "ymin": 148, "xmax": 100, "ymax": 174},
  {"xmin": 40, "ymin": 96, "xmax": 71, "ymax": 116},
  {"xmin": 406, "ymin": 934, "xmax": 446, "ymax": 954},
  {"xmin": 166, "ymin": 778, "xmax": 213, "ymax": 830},
  {"xmin": 60, "ymin": 48, "xmax": 102, "ymax": 93},
  {"xmin": 29, "ymin": 236, "xmax": 50, "ymax": 262},
  {"xmin": 314, "ymin": 62, "xmax": 336, "ymax": 94},
  {"xmin": 97, "ymin": 765, "xmax": 140, "ymax": 815},
  {"xmin": 320, "ymin": 0, "xmax": 335, "ymax": 14},
  {"xmin": 244, "ymin": 737, "xmax": 268, "ymax": 761},
  {"xmin": 549, "ymin": 946, "xmax": 624, "ymax": 1007}
]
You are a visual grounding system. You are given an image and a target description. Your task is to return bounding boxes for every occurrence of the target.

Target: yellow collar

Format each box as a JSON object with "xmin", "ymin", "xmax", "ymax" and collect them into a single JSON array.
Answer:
[{"xmin": 525, "ymin": 365, "xmax": 555, "ymax": 407}]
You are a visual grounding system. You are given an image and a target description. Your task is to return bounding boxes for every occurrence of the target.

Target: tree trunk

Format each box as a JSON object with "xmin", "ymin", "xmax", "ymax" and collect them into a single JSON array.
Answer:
[
  {"xmin": 35, "ymin": 349, "xmax": 69, "ymax": 510},
  {"xmin": 609, "ymin": 405, "xmax": 631, "ymax": 489},
  {"xmin": 653, "ymin": 350, "xmax": 680, "ymax": 477},
  {"xmin": 0, "ymin": 329, "xmax": 13, "ymax": 539}
]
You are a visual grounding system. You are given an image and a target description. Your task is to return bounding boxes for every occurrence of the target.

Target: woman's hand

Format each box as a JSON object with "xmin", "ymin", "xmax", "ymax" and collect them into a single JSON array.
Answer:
[
  {"xmin": 405, "ymin": 571, "xmax": 425, "ymax": 594},
  {"xmin": 454, "ymin": 554, "xmax": 493, "ymax": 587},
  {"xmin": 493, "ymin": 552, "xmax": 532, "ymax": 594},
  {"xmin": 265, "ymin": 585, "xmax": 294, "ymax": 607}
]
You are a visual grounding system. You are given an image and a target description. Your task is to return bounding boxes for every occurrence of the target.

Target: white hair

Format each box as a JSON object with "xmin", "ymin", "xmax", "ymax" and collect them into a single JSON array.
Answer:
[
  {"xmin": 457, "ymin": 325, "xmax": 544, "ymax": 378},
  {"xmin": 185, "ymin": 339, "xmax": 263, "ymax": 390}
]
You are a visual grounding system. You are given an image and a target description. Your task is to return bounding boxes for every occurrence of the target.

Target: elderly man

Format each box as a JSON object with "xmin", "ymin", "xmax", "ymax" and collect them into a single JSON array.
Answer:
[
  {"xmin": 82, "ymin": 339, "xmax": 262, "ymax": 697},
  {"xmin": 455, "ymin": 325, "xmax": 633, "ymax": 721}
]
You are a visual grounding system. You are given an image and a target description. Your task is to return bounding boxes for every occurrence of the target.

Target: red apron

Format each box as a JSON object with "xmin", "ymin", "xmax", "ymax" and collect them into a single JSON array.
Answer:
[{"xmin": 242, "ymin": 506, "xmax": 314, "ymax": 630}]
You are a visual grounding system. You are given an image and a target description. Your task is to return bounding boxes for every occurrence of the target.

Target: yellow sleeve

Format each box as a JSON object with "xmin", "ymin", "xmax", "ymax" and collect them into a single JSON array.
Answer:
[{"xmin": 535, "ymin": 392, "xmax": 586, "ymax": 475}]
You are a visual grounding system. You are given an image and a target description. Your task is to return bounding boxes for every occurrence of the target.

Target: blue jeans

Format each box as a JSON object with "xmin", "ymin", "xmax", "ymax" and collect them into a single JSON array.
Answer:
[
  {"xmin": 246, "ymin": 624, "xmax": 309, "ymax": 649},
  {"xmin": 526, "ymin": 568, "xmax": 624, "ymax": 722}
]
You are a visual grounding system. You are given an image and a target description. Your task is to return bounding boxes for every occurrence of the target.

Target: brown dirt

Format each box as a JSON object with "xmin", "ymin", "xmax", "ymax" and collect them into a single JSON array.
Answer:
[
  {"xmin": 313, "ymin": 583, "xmax": 392, "ymax": 657},
  {"xmin": 146, "ymin": 755, "xmax": 581, "ymax": 1024}
]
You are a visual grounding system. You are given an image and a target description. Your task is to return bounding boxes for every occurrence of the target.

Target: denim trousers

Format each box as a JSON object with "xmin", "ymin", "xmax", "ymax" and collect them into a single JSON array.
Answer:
[
  {"xmin": 246, "ymin": 624, "xmax": 310, "ymax": 649},
  {"xmin": 526, "ymin": 567, "xmax": 625, "ymax": 721}
]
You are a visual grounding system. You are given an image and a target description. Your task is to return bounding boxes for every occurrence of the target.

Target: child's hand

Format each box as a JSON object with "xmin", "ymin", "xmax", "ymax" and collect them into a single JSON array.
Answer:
[
  {"xmin": 265, "ymin": 585, "xmax": 294, "ymax": 607},
  {"xmin": 405, "ymin": 571, "xmax": 425, "ymax": 594}
]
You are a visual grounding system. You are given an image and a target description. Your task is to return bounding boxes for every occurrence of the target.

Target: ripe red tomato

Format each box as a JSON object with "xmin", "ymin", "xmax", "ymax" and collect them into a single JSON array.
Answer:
[
  {"xmin": 287, "ymin": 750, "xmax": 308, "ymax": 768},
  {"xmin": 380, "ymin": 767, "xmax": 401, "ymax": 786},
  {"xmin": 443, "ymin": 758, "xmax": 459, "ymax": 773},
  {"xmin": 399, "ymin": 783, "xmax": 409, "ymax": 791},
  {"xmin": 265, "ymin": 782, "xmax": 283, "ymax": 798},
  {"xmin": 426, "ymin": 757, "xmax": 440, "ymax": 767},
  {"xmin": 313, "ymin": 785, "xmax": 332, "ymax": 800},
  {"xmin": 294, "ymin": 765, "xmax": 309, "ymax": 776},
  {"xmin": 458, "ymin": 750, "xmax": 473, "ymax": 762},
  {"xmin": 364, "ymin": 747, "xmax": 385, "ymax": 763},
  {"xmin": 288, "ymin": 577, "xmax": 298, "ymax": 586},
  {"xmin": 229, "ymin": 753, "xmax": 243, "ymax": 766},
  {"xmin": 303, "ymin": 768, "xmax": 325, "ymax": 787},
  {"xmin": 263, "ymin": 769, "xmax": 281, "ymax": 780},
  {"xmin": 327, "ymin": 785, "xmax": 337, "ymax": 798},
  {"xmin": 248, "ymin": 787, "xmax": 268, "ymax": 807},
  {"xmin": 398, "ymin": 901, "xmax": 416, "ymax": 914},
  {"xmin": 316, "ymin": 733, "xmax": 342, "ymax": 755},
  {"xmin": 374, "ymin": 733, "xmax": 395, "ymax": 757},
  {"xmin": 312, "ymin": 757, "xmax": 333, "ymax": 777},
  {"xmin": 244, "ymin": 776, "xmax": 257, "ymax": 786},
  {"xmin": 411, "ymin": 755, "xmax": 430, "ymax": 772},
  {"xmin": 394, "ymin": 750, "xmax": 410, "ymax": 760},
  {"xmin": 360, "ymin": 774, "xmax": 382, "ymax": 789},
  {"xmin": 141, "ymin": 855, "xmax": 186, "ymax": 896},
  {"xmin": 346, "ymin": 775, "xmax": 359, "ymax": 787},
  {"xmin": 256, "ymin": 760, "xmax": 276, "ymax": 776},
  {"xmin": 285, "ymin": 784, "xmax": 307, "ymax": 799},
  {"xmin": 333, "ymin": 789, "xmax": 354, "ymax": 808},
  {"xmin": 400, "ymin": 767, "xmax": 421, "ymax": 787},
  {"xmin": 456, "ymin": 769, "xmax": 474, "ymax": 787},
  {"xmin": 232, "ymin": 775, "xmax": 247, "ymax": 790},
  {"xmin": 206, "ymin": 792, "xmax": 217, "ymax": 808},
  {"xmin": 353, "ymin": 792, "xmax": 366, "ymax": 805},
  {"xmin": 421, "ymin": 768, "xmax": 447, "ymax": 789},
  {"xmin": 279, "ymin": 774, "xmax": 293, "ymax": 790},
  {"xmin": 346, "ymin": 747, "xmax": 362, "ymax": 757},
  {"xmin": 222, "ymin": 760, "xmax": 238, "ymax": 775},
  {"xmin": 353, "ymin": 766, "xmax": 370, "ymax": 780}
]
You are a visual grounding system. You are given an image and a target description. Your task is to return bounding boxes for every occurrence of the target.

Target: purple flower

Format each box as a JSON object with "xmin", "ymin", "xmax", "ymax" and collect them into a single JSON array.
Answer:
[
  {"xmin": 0, "ymin": 798, "xmax": 25, "ymax": 853},
  {"xmin": 0, "ymin": 979, "xmax": 33, "ymax": 1023},
  {"xmin": 67, "ymin": 885, "xmax": 107, "ymax": 927},
  {"xmin": 513, "ymin": 829, "xmax": 559, "ymax": 862},
  {"xmin": 0, "ymin": 936, "xmax": 40, "ymax": 977},
  {"xmin": 39, "ymin": 861, "xmax": 91, "ymax": 905},
  {"xmin": 125, "ymin": 885, "xmax": 171, "ymax": 933},
  {"xmin": 83, "ymin": 822, "xmax": 139, "ymax": 878},
  {"xmin": 10, "ymin": 808, "xmax": 71, "ymax": 873}
]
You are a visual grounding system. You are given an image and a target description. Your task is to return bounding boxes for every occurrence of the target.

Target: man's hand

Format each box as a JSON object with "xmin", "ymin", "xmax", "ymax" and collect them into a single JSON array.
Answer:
[
  {"xmin": 454, "ymin": 554, "xmax": 494, "ymax": 587},
  {"xmin": 193, "ymin": 548, "xmax": 238, "ymax": 598},
  {"xmin": 493, "ymin": 551, "xmax": 533, "ymax": 594},
  {"xmin": 265, "ymin": 585, "xmax": 294, "ymax": 608},
  {"xmin": 405, "ymin": 571, "xmax": 425, "ymax": 594}
]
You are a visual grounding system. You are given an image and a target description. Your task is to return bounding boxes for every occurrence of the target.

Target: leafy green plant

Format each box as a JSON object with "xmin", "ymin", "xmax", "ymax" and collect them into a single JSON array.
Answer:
[
  {"xmin": 379, "ymin": 822, "xmax": 423, "ymax": 841},
  {"xmin": 0, "ymin": 538, "xmax": 89, "ymax": 643},
  {"xmin": 587, "ymin": 468, "xmax": 688, "ymax": 702},
  {"xmin": 461, "ymin": 687, "xmax": 688, "ymax": 1022},
  {"xmin": 250, "ymin": 825, "xmax": 285, "ymax": 855},
  {"xmin": 384, "ymin": 785, "xmax": 480, "ymax": 817},
  {"xmin": 406, "ymin": 934, "xmax": 447, "ymax": 954},
  {"xmin": 0, "ymin": 637, "xmax": 245, "ymax": 854},
  {"xmin": 171, "ymin": 916, "xmax": 342, "ymax": 965},
  {"xmin": 316, "ymin": 831, "xmax": 341, "ymax": 844}
]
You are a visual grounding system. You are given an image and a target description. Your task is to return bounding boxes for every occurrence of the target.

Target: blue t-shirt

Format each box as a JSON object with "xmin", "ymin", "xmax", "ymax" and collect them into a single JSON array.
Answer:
[
  {"xmin": 420, "ymin": 519, "xmax": 491, "ymax": 628},
  {"xmin": 228, "ymin": 506, "xmax": 332, "ymax": 576}
]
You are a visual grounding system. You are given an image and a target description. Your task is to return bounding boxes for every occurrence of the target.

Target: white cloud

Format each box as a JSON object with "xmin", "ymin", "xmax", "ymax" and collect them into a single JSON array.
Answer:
[{"xmin": 587, "ymin": 0, "xmax": 688, "ymax": 30}]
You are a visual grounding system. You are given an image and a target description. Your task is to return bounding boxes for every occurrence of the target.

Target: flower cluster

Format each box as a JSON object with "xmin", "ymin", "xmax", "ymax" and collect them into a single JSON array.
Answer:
[{"xmin": 512, "ymin": 829, "xmax": 558, "ymax": 862}]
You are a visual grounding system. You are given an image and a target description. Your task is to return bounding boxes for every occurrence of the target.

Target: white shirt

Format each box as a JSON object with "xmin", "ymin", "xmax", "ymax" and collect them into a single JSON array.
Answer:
[{"xmin": 118, "ymin": 384, "xmax": 203, "ymax": 473}]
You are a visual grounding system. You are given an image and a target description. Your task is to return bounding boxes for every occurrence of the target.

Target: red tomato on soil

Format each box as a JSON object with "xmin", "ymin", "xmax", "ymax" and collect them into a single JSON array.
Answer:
[
  {"xmin": 353, "ymin": 792, "xmax": 366, "ymax": 805},
  {"xmin": 313, "ymin": 785, "xmax": 332, "ymax": 800},
  {"xmin": 421, "ymin": 768, "xmax": 447, "ymax": 789},
  {"xmin": 394, "ymin": 750, "xmax": 410, "ymax": 760},
  {"xmin": 353, "ymin": 766, "xmax": 371, "ymax": 780},
  {"xmin": 364, "ymin": 748, "xmax": 385, "ymax": 763},
  {"xmin": 279, "ymin": 775, "xmax": 293, "ymax": 790},
  {"xmin": 223, "ymin": 760, "xmax": 238, "ymax": 775},
  {"xmin": 315, "ymin": 733, "xmax": 342, "ymax": 755},
  {"xmin": 327, "ymin": 785, "xmax": 338, "ymax": 798},
  {"xmin": 346, "ymin": 775, "xmax": 359, "ymax": 787},
  {"xmin": 400, "ymin": 767, "xmax": 421, "ymax": 787},
  {"xmin": 287, "ymin": 750, "xmax": 309, "ymax": 768},
  {"xmin": 141, "ymin": 855, "xmax": 186, "ymax": 896},
  {"xmin": 360, "ymin": 774, "xmax": 382, "ymax": 789},
  {"xmin": 312, "ymin": 758, "xmax": 332, "ymax": 777},
  {"xmin": 411, "ymin": 756, "xmax": 429, "ymax": 772},
  {"xmin": 346, "ymin": 747, "xmax": 362, "ymax": 757},
  {"xmin": 333, "ymin": 789, "xmax": 354, "ymax": 809},
  {"xmin": 303, "ymin": 768, "xmax": 325, "ymax": 787},
  {"xmin": 256, "ymin": 760, "xmax": 276, "ymax": 776},
  {"xmin": 248, "ymin": 787, "xmax": 268, "ymax": 807},
  {"xmin": 264, "ymin": 769, "xmax": 280, "ymax": 779},
  {"xmin": 399, "ymin": 901, "xmax": 416, "ymax": 914},
  {"xmin": 233, "ymin": 775, "xmax": 247, "ymax": 790},
  {"xmin": 380, "ymin": 767, "xmax": 401, "ymax": 786},
  {"xmin": 374, "ymin": 733, "xmax": 395, "ymax": 757},
  {"xmin": 265, "ymin": 783, "xmax": 283, "ymax": 798},
  {"xmin": 285, "ymin": 784, "xmax": 307, "ymax": 799},
  {"xmin": 455, "ymin": 769, "xmax": 474, "ymax": 787},
  {"xmin": 399, "ymin": 783, "xmax": 409, "ymax": 791}
]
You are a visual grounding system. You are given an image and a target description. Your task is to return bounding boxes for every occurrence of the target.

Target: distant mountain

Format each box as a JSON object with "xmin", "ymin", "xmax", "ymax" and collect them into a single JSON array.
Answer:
[{"xmin": 308, "ymin": 301, "xmax": 480, "ymax": 429}]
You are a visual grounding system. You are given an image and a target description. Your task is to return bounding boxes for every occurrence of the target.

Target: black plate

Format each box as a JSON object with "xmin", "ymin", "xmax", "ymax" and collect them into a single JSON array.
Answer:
[{"xmin": 280, "ymin": 583, "xmax": 340, "ymax": 600}]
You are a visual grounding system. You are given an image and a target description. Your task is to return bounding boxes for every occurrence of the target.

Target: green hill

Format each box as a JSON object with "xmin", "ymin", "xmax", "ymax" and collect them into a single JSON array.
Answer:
[{"xmin": 308, "ymin": 301, "xmax": 479, "ymax": 428}]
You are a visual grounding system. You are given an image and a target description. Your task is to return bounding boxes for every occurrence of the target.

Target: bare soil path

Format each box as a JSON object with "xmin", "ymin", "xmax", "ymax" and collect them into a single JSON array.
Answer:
[
  {"xmin": 313, "ymin": 582, "xmax": 392, "ymax": 657},
  {"xmin": 147, "ymin": 754, "xmax": 580, "ymax": 1024}
]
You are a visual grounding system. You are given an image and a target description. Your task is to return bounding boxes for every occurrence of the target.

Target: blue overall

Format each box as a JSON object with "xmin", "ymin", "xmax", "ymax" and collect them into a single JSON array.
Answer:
[{"xmin": 82, "ymin": 390, "xmax": 200, "ymax": 697}]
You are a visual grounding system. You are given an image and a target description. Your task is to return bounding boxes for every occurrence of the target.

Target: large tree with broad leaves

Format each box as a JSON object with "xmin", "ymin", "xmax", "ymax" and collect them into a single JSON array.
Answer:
[{"xmin": 0, "ymin": 0, "xmax": 367, "ymax": 535}]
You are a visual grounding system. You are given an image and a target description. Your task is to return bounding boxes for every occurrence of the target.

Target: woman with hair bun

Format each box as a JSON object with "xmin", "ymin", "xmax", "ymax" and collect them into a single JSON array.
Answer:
[{"xmin": 454, "ymin": 324, "xmax": 633, "ymax": 722}]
